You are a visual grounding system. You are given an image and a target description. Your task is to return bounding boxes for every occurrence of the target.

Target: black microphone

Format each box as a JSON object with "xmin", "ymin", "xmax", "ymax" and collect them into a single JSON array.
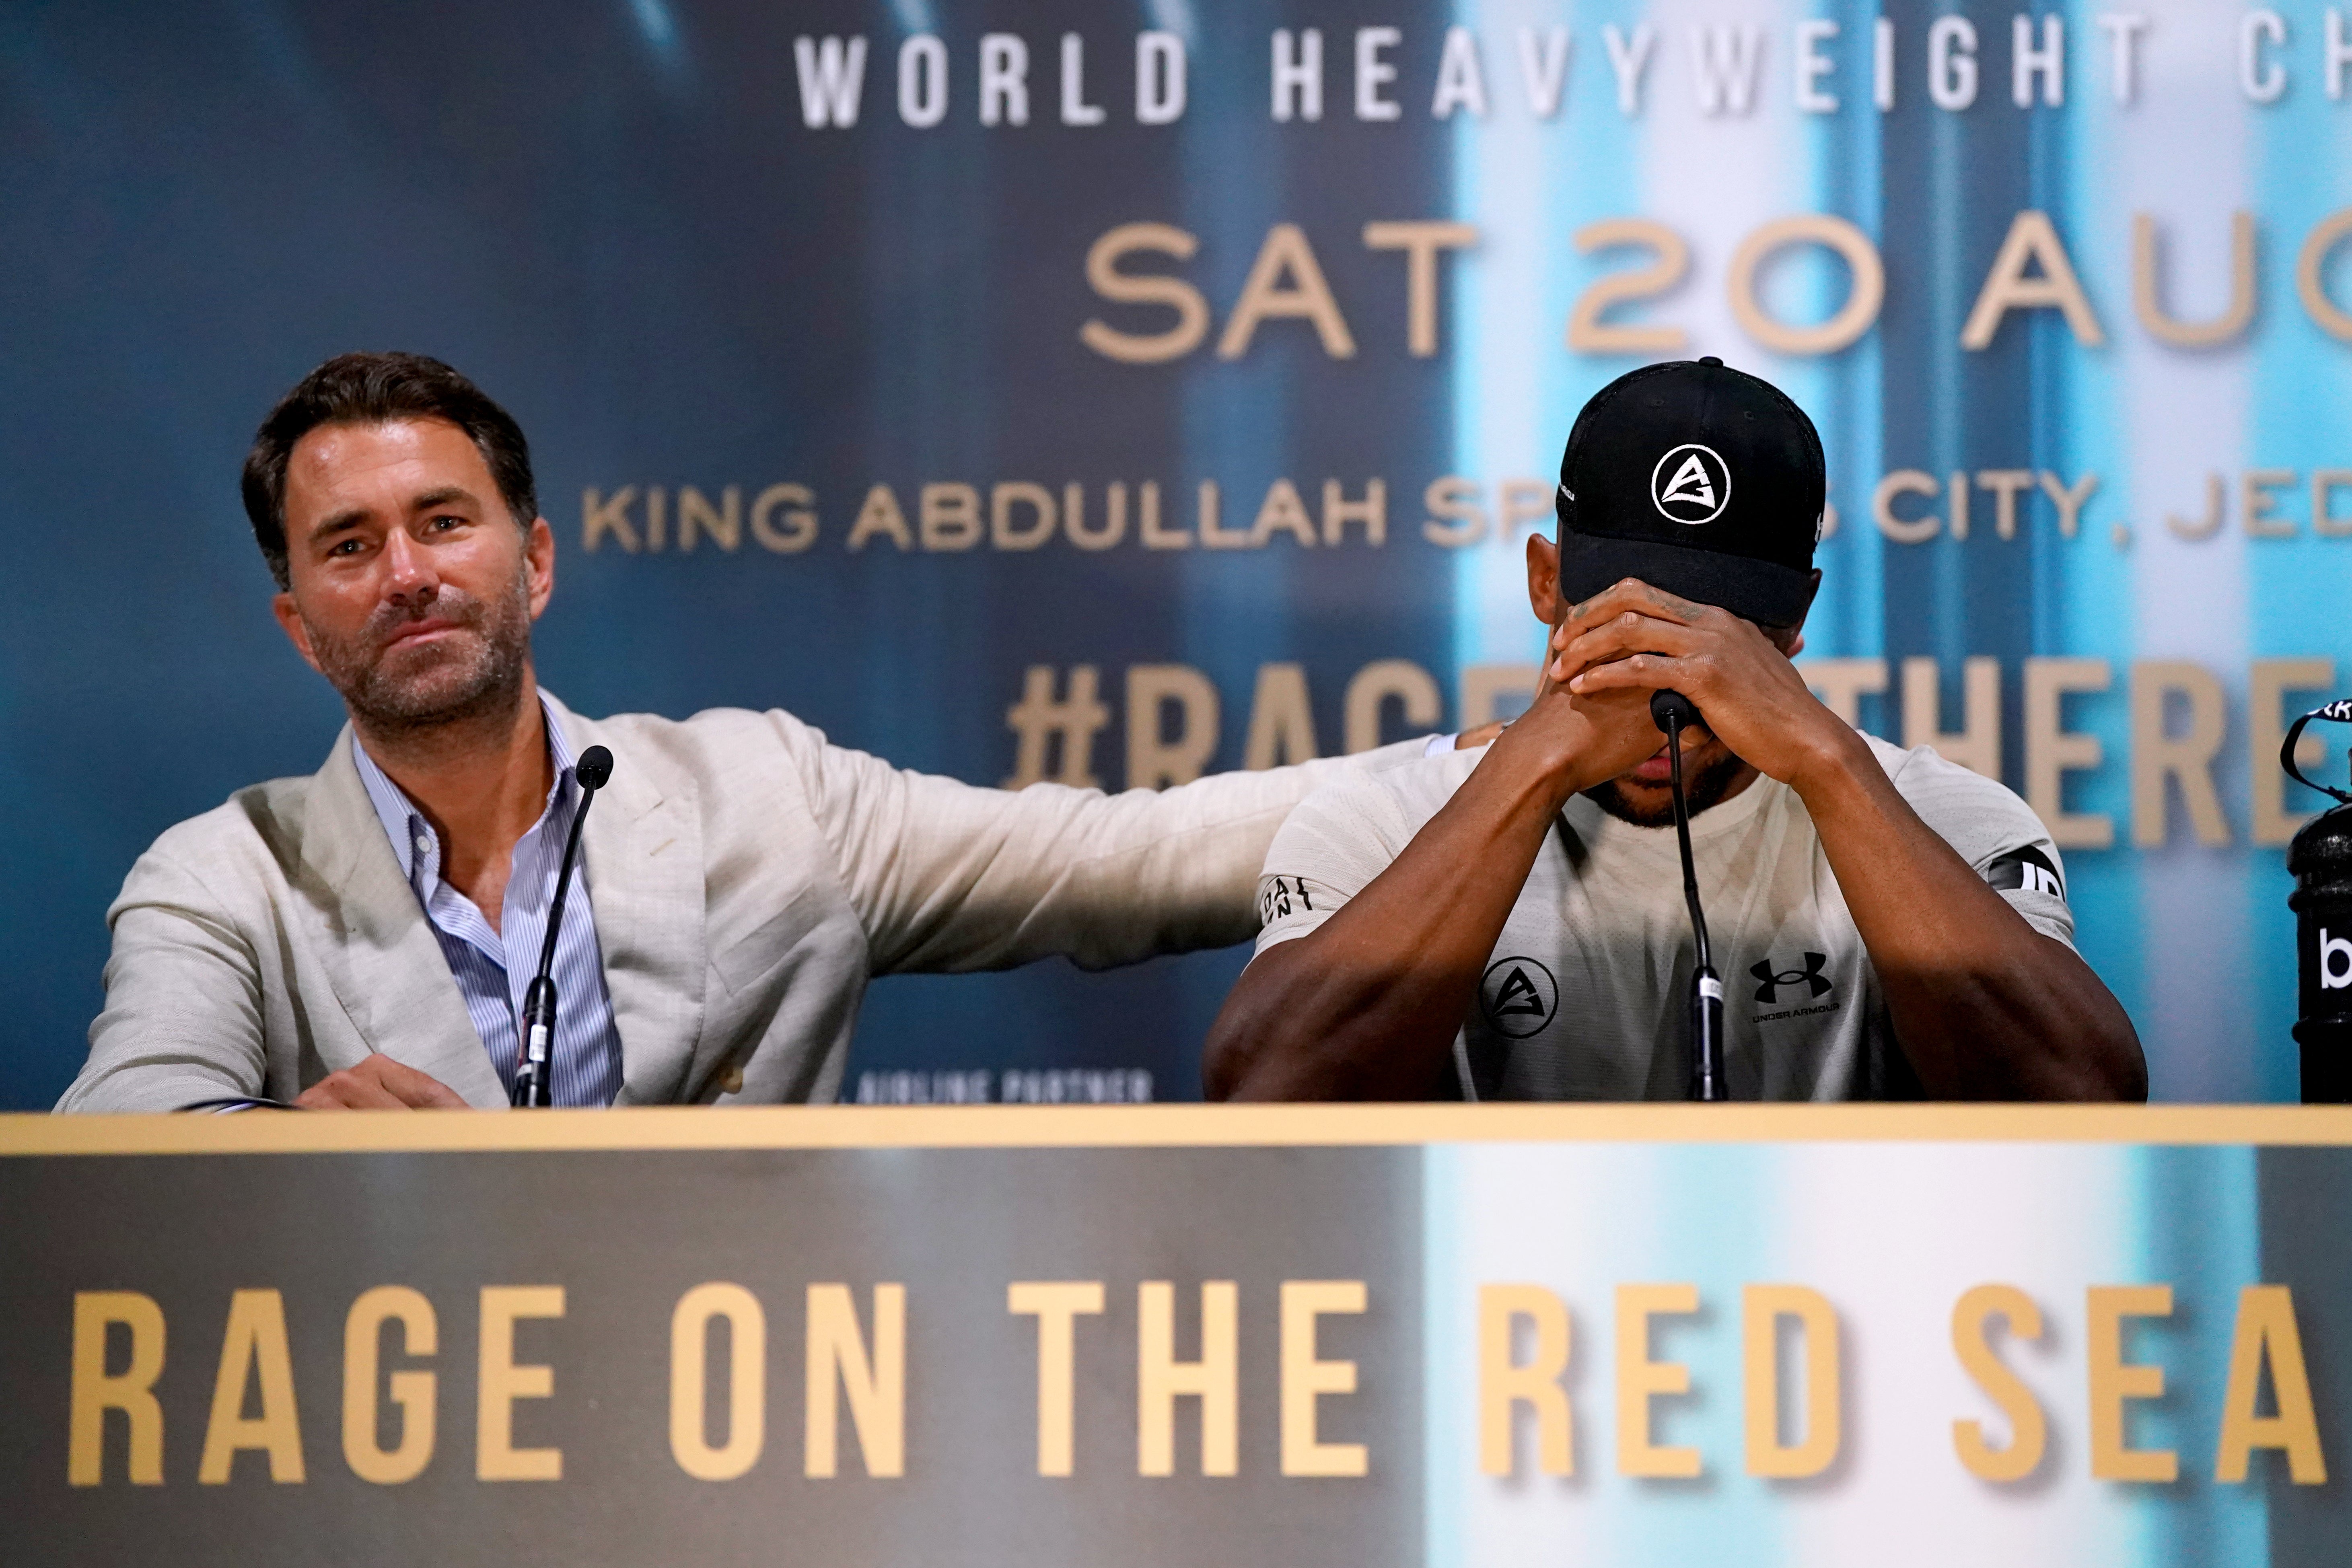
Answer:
[
  {"xmin": 513, "ymin": 744, "xmax": 614, "ymax": 1109},
  {"xmin": 1650, "ymin": 691, "xmax": 1727, "ymax": 1102}
]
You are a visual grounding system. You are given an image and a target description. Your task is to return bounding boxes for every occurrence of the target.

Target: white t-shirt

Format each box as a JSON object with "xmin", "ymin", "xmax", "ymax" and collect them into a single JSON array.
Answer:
[{"xmin": 1251, "ymin": 735, "xmax": 2075, "ymax": 1101}]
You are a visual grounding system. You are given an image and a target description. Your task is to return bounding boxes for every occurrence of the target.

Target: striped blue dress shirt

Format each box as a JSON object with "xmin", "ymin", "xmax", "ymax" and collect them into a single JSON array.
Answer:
[{"xmin": 352, "ymin": 698, "xmax": 625, "ymax": 1106}]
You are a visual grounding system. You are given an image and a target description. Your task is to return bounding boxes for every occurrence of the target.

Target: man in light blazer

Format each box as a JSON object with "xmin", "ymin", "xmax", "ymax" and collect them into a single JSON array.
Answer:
[{"xmin": 60, "ymin": 353, "xmax": 1446, "ymax": 1113}]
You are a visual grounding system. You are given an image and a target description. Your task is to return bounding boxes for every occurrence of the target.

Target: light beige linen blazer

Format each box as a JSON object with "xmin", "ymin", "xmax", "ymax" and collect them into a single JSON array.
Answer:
[{"xmin": 61, "ymin": 695, "xmax": 1424, "ymax": 1112}]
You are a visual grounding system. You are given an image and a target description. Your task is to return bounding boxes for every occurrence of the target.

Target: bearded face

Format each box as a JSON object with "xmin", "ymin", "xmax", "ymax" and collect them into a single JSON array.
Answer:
[
  {"xmin": 1562, "ymin": 623, "xmax": 1794, "ymax": 831},
  {"xmin": 1583, "ymin": 737, "xmax": 1752, "ymax": 827},
  {"xmin": 298, "ymin": 563, "xmax": 533, "ymax": 734},
  {"xmin": 272, "ymin": 416, "xmax": 549, "ymax": 743}
]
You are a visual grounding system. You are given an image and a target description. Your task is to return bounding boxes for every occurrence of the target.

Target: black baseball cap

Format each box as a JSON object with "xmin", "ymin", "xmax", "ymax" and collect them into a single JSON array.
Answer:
[{"xmin": 1553, "ymin": 357, "xmax": 1825, "ymax": 626}]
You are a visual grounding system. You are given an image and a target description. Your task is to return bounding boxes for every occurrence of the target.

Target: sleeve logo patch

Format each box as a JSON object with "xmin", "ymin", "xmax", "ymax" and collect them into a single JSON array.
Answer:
[
  {"xmin": 1257, "ymin": 875, "xmax": 1323, "ymax": 926},
  {"xmin": 1985, "ymin": 844, "xmax": 2066, "ymax": 901}
]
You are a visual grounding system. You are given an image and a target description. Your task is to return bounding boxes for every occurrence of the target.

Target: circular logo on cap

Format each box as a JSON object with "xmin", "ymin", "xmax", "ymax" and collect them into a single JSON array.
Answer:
[{"xmin": 1650, "ymin": 443, "xmax": 1731, "ymax": 526}]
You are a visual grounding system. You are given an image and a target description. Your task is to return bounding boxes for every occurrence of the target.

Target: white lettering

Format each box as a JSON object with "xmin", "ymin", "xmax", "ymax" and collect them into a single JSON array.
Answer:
[
  {"xmin": 2099, "ymin": 12, "xmax": 2150, "ymax": 105},
  {"xmin": 1272, "ymin": 28, "xmax": 1324, "ymax": 121},
  {"xmin": 980, "ymin": 33, "xmax": 1031, "ymax": 127},
  {"xmin": 1355, "ymin": 27, "xmax": 1402, "ymax": 121},
  {"xmin": 1060, "ymin": 34, "xmax": 1105, "ymax": 126},
  {"xmin": 2323, "ymin": 928, "xmax": 2352, "ymax": 990},
  {"xmin": 1603, "ymin": 24, "xmax": 1657, "ymax": 115},
  {"xmin": 1516, "ymin": 26, "xmax": 1572, "ymax": 118},
  {"xmin": 1794, "ymin": 20, "xmax": 1839, "ymax": 113},
  {"xmin": 1137, "ymin": 32, "xmax": 1187, "ymax": 123},
  {"xmin": 898, "ymin": 35, "xmax": 947, "ymax": 128},
  {"xmin": 1930, "ymin": 16, "xmax": 1980, "ymax": 111},
  {"xmin": 1691, "ymin": 25, "xmax": 1764, "ymax": 115},
  {"xmin": 2243, "ymin": 11, "xmax": 2288, "ymax": 105},
  {"xmin": 794, "ymin": 35, "xmax": 868, "ymax": 128}
]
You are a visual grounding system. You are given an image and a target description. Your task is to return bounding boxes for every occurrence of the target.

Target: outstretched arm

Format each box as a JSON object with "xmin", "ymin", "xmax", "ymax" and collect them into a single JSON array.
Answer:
[
  {"xmin": 790, "ymin": 709, "xmax": 1437, "ymax": 975},
  {"xmin": 1204, "ymin": 687, "xmax": 1662, "ymax": 1100},
  {"xmin": 1555, "ymin": 581, "xmax": 2145, "ymax": 1101}
]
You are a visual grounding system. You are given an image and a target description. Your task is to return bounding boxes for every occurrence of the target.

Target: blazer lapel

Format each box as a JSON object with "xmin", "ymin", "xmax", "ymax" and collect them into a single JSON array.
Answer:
[
  {"xmin": 559, "ymin": 702, "xmax": 708, "ymax": 1106},
  {"xmin": 298, "ymin": 730, "xmax": 512, "ymax": 1108}
]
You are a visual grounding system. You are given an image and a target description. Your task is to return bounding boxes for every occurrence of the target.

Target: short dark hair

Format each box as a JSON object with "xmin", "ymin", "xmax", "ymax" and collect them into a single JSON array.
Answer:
[{"xmin": 241, "ymin": 352, "xmax": 537, "ymax": 591}]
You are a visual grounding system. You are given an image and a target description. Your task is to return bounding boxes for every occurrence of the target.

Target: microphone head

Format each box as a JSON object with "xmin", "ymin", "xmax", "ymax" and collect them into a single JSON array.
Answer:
[
  {"xmin": 1650, "ymin": 689, "xmax": 1701, "ymax": 735},
  {"xmin": 574, "ymin": 745, "xmax": 614, "ymax": 792}
]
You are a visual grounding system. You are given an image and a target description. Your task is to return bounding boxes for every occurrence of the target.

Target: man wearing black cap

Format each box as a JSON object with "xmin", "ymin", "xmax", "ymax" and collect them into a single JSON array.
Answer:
[{"xmin": 1204, "ymin": 358, "xmax": 2145, "ymax": 1102}]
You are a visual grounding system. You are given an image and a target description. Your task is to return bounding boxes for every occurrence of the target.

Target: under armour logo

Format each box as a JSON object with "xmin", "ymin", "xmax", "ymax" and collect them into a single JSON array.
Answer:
[
  {"xmin": 1751, "ymin": 953, "xmax": 1832, "ymax": 1004},
  {"xmin": 1650, "ymin": 443, "xmax": 1731, "ymax": 525}
]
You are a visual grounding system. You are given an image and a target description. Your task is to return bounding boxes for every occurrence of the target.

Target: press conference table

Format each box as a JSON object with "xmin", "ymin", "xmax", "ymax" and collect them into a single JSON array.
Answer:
[{"xmin": 8, "ymin": 1103, "xmax": 2350, "ymax": 1568}]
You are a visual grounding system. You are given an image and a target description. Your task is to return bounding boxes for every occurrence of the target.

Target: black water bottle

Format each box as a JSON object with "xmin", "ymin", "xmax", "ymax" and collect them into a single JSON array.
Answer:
[{"xmin": 2283, "ymin": 700, "xmax": 2352, "ymax": 1103}]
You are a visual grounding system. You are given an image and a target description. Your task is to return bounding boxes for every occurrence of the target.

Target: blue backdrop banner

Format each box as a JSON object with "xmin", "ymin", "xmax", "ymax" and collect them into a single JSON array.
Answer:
[{"xmin": 6, "ymin": 1, "xmax": 2350, "ymax": 1106}]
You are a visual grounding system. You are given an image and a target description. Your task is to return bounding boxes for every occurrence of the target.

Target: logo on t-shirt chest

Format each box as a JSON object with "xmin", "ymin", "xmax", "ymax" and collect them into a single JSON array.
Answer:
[
  {"xmin": 1479, "ymin": 956, "xmax": 1560, "ymax": 1038},
  {"xmin": 1749, "ymin": 951, "xmax": 1842, "ymax": 1024}
]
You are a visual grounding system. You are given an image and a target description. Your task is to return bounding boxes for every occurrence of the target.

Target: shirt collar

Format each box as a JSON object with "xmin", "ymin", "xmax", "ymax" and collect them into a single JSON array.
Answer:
[{"xmin": 353, "ymin": 692, "xmax": 578, "ymax": 885}]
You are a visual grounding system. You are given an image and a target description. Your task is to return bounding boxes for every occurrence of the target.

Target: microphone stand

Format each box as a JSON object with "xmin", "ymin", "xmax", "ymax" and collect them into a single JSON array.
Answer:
[
  {"xmin": 1650, "ymin": 692, "xmax": 1727, "ymax": 1101},
  {"xmin": 513, "ymin": 745, "xmax": 613, "ymax": 1109}
]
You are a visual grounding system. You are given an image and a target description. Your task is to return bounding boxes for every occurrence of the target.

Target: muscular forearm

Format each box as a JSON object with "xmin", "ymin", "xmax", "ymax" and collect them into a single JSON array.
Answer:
[
  {"xmin": 1206, "ymin": 718, "xmax": 1595, "ymax": 1100},
  {"xmin": 1794, "ymin": 734, "xmax": 2146, "ymax": 1101}
]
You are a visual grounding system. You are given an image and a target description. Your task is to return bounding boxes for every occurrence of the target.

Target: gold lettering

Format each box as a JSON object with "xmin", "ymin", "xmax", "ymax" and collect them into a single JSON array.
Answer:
[
  {"xmin": 1008, "ymin": 1282, "xmax": 1105, "ymax": 1477},
  {"xmin": 476, "ymin": 1286, "xmax": 564, "ymax": 1482},
  {"xmin": 1362, "ymin": 220, "xmax": 1477, "ymax": 355},
  {"xmin": 671, "ymin": 1283, "xmax": 766, "ymax": 1482},
  {"xmin": 1951, "ymin": 1285, "xmax": 2047, "ymax": 1482},
  {"xmin": 1137, "ymin": 1281, "xmax": 1238, "ymax": 1477},
  {"xmin": 1567, "ymin": 219, "xmax": 1690, "ymax": 354},
  {"xmin": 1218, "ymin": 224, "xmax": 1356, "ymax": 359},
  {"xmin": 343, "ymin": 1286, "xmax": 436, "ymax": 1486},
  {"xmin": 1615, "ymin": 1284, "xmax": 1702, "ymax": 1479},
  {"xmin": 1246, "ymin": 479, "xmax": 1317, "ymax": 549},
  {"xmin": 1727, "ymin": 214, "xmax": 1885, "ymax": 355},
  {"xmin": 1321, "ymin": 478, "xmax": 1386, "ymax": 546},
  {"xmin": 1279, "ymin": 1281, "xmax": 1367, "ymax": 1477},
  {"xmin": 68, "ymin": 1292, "xmax": 165, "ymax": 1487},
  {"xmin": 1742, "ymin": 1285, "xmax": 1840, "ymax": 1479},
  {"xmin": 2025, "ymin": 658, "xmax": 2114, "ymax": 850},
  {"xmin": 804, "ymin": 1284, "xmax": 905, "ymax": 1479},
  {"xmin": 846, "ymin": 485, "xmax": 913, "ymax": 552},
  {"xmin": 200, "ymin": 1289, "xmax": 306, "ymax": 1484},
  {"xmin": 2215, "ymin": 1286, "xmax": 2327, "ymax": 1484},
  {"xmin": 677, "ymin": 485, "xmax": 741, "ymax": 552},
  {"xmin": 1082, "ymin": 223, "xmax": 1211, "ymax": 364},
  {"xmin": 581, "ymin": 486, "xmax": 640, "ymax": 553},
  {"xmin": 2087, "ymin": 1285, "xmax": 2175, "ymax": 1483},
  {"xmin": 1962, "ymin": 210, "xmax": 2105, "ymax": 348},
  {"xmin": 2130, "ymin": 661, "xmax": 2232, "ymax": 847},
  {"xmin": 2133, "ymin": 212, "xmax": 2257, "ymax": 348},
  {"xmin": 1478, "ymin": 1284, "xmax": 1571, "ymax": 1477},
  {"xmin": 1422, "ymin": 476, "xmax": 1487, "ymax": 546},
  {"xmin": 919, "ymin": 482, "xmax": 982, "ymax": 551},
  {"xmin": 749, "ymin": 484, "xmax": 817, "ymax": 553}
]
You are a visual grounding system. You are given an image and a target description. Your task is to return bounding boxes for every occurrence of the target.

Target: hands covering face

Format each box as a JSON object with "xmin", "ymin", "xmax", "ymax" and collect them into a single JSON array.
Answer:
[{"xmin": 1545, "ymin": 578, "xmax": 1842, "ymax": 792}]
